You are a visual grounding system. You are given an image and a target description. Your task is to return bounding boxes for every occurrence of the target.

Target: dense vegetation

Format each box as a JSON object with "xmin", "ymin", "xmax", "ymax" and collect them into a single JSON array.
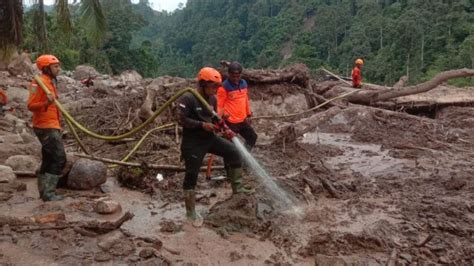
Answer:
[{"xmin": 22, "ymin": 0, "xmax": 473, "ymax": 85}]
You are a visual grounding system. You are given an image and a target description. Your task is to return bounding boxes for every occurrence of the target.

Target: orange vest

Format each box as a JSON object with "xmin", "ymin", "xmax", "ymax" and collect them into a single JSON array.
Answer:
[
  {"xmin": 27, "ymin": 74, "xmax": 61, "ymax": 129},
  {"xmin": 217, "ymin": 79, "xmax": 251, "ymax": 123}
]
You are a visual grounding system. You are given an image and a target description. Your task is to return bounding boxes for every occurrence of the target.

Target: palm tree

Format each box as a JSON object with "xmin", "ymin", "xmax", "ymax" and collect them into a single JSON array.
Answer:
[
  {"xmin": 0, "ymin": 0, "xmax": 106, "ymax": 57},
  {"xmin": 0, "ymin": 0, "xmax": 23, "ymax": 59}
]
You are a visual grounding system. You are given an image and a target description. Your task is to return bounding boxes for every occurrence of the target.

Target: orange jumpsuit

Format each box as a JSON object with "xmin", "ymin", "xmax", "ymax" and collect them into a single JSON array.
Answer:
[{"xmin": 352, "ymin": 66, "xmax": 362, "ymax": 88}]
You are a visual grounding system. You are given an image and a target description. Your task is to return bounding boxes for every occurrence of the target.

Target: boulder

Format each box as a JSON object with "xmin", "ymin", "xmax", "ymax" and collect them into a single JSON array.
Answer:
[
  {"xmin": 0, "ymin": 142, "xmax": 41, "ymax": 163},
  {"xmin": 8, "ymin": 53, "xmax": 34, "ymax": 76},
  {"xmin": 5, "ymin": 87, "xmax": 29, "ymax": 104},
  {"xmin": 5, "ymin": 155, "xmax": 39, "ymax": 172},
  {"xmin": 0, "ymin": 165, "xmax": 16, "ymax": 183},
  {"xmin": 0, "ymin": 133, "xmax": 24, "ymax": 144},
  {"xmin": 57, "ymin": 75, "xmax": 78, "ymax": 93},
  {"xmin": 73, "ymin": 65, "xmax": 99, "ymax": 80},
  {"xmin": 3, "ymin": 113, "xmax": 28, "ymax": 133},
  {"xmin": 120, "ymin": 70, "xmax": 142, "ymax": 84},
  {"xmin": 67, "ymin": 158, "xmax": 107, "ymax": 190},
  {"xmin": 95, "ymin": 200, "xmax": 121, "ymax": 214}
]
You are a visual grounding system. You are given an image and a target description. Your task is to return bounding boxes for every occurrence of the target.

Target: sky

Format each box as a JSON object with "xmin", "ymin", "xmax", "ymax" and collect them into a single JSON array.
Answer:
[{"xmin": 41, "ymin": 0, "xmax": 187, "ymax": 12}]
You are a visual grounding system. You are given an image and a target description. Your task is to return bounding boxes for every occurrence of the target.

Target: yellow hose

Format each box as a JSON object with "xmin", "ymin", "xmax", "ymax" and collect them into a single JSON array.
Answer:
[
  {"xmin": 120, "ymin": 123, "xmax": 175, "ymax": 162},
  {"xmin": 34, "ymin": 75, "xmax": 214, "ymax": 141}
]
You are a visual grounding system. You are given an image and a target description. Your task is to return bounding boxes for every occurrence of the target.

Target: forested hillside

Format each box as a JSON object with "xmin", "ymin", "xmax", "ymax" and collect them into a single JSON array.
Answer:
[{"xmin": 22, "ymin": 0, "xmax": 473, "ymax": 85}]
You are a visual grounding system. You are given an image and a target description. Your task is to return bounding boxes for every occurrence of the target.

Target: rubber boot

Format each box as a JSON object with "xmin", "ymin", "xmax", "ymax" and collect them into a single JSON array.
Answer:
[
  {"xmin": 228, "ymin": 167, "xmax": 254, "ymax": 194},
  {"xmin": 184, "ymin": 190, "xmax": 203, "ymax": 227},
  {"xmin": 42, "ymin": 173, "xmax": 64, "ymax": 202}
]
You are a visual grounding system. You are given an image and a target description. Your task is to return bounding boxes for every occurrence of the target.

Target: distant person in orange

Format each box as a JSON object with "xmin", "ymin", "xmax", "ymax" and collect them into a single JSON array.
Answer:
[
  {"xmin": 352, "ymin": 58, "xmax": 364, "ymax": 88},
  {"xmin": 0, "ymin": 88, "xmax": 7, "ymax": 115},
  {"xmin": 217, "ymin": 61, "xmax": 257, "ymax": 150},
  {"xmin": 28, "ymin": 54, "xmax": 66, "ymax": 202}
]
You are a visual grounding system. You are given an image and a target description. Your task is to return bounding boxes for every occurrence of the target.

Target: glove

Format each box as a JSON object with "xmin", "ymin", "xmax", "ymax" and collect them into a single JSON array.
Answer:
[
  {"xmin": 214, "ymin": 119, "xmax": 235, "ymax": 140},
  {"xmin": 202, "ymin": 122, "xmax": 215, "ymax": 132}
]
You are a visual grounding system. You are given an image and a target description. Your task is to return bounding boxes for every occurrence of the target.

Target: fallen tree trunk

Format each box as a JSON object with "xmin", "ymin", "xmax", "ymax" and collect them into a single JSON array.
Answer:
[
  {"xmin": 221, "ymin": 61, "xmax": 309, "ymax": 87},
  {"xmin": 347, "ymin": 68, "xmax": 474, "ymax": 104}
]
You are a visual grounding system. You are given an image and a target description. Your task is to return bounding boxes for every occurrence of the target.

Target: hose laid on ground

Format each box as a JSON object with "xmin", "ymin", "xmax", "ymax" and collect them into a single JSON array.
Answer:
[
  {"xmin": 34, "ymin": 75, "xmax": 214, "ymax": 141},
  {"xmin": 119, "ymin": 123, "xmax": 175, "ymax": 162},
  {"xmin": 253, "ymin": 89, "xmax": 358, "ymax": 120}
]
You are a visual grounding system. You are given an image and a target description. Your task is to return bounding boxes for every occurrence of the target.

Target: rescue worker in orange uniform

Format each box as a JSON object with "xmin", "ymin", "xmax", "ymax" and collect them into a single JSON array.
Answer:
[
  {"xmin": 28, "ymin": 55, "xmax": 66, "ymax": 201},
  {"xmin": 176, "ymin": 67, "xmax": 252, "ymax": 227},
  {"xmin": 352, "ymin": 58, "xmax": 364, "ymax": 88},
  {"xmin": 0, "ymin": 88, "xmax": 7, "ymax": 115},
  {"xmin": 217, "ymin": 62, "xmax": 257, "ymax": 150}
]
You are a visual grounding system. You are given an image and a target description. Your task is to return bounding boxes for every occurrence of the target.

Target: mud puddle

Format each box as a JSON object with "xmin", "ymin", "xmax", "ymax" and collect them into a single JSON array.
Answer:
[{"xmin": 302, "ymin": 132, "xmax": 413, "ymax": 179}]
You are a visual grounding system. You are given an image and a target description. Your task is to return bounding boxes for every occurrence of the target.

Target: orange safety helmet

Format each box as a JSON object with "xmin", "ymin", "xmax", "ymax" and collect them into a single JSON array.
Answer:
[
  {"xmin": 355, "ymin": 58, "xmax": 364, "ymax": 65},
  {"xmin": 197, "ymin": 67, "xmax": 222, "ymax": 84},
  {"xmin": 36, "ymin": 54, "xmax": 60, "ymax": 71}
]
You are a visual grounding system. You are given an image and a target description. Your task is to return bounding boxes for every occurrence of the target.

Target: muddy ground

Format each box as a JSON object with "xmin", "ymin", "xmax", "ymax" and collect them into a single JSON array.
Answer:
[{"xmin": 0, "ymin": 68, "xmax": 473, "ymax": 265}]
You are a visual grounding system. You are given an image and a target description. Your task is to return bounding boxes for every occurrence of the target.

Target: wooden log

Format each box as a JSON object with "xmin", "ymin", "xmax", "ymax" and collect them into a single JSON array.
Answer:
[{"xmin": 74, "ymin": 153, "xmax": 224, "ymax": 172}]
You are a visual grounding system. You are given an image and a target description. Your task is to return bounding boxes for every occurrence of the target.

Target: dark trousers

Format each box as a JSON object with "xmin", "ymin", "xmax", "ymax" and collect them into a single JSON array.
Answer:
[
  {"xmin": 181, "ymin": 134, "xmax": 242, "ymax": 190},
  {"xmin": 34, "ymin": 128, "xmax": 67, "ymax": 176},
  {"xmin": 226, "ymin": 120, "xmax": 257, "ymax": 148}
]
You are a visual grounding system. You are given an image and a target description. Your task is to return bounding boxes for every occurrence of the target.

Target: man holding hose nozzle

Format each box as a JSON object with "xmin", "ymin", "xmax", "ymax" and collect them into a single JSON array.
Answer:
[
  {"xmin": 176, "ymin": 67, "xmax": 253, "ymax": 227},
  {"xmin": 28, "ymin": 54, "xmax": 67, "ymax": 202}
]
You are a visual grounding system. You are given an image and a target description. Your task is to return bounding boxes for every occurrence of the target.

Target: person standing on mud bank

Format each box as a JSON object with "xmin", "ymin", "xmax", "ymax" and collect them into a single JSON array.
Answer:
[
  {"xmin": 352, "ymin": 58, "xmax": 364, "ymax": 88},
  {"xmin": 28, "ymin": 54, "xmax": 66, "ymax": 202},
  {"xmin": 176, "ymin": 67, "xmax": 253, "ymax": 227},
  {"xmin": 217, "ymin": 61, "xmax": 257, "ymax": 151}
]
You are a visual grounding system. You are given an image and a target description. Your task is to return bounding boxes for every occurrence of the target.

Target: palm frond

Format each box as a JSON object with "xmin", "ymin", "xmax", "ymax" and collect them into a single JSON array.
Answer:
[
  {"xmin": 79, "ymin": 0, "xmax": 107, "ymax": 47},
  {"xmin": 55, "ymin": 0, "xmax": 73, "ymax": 40}
]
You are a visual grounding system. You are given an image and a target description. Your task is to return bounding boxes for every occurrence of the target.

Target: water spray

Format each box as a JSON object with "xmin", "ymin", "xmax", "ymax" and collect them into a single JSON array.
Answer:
[{"xmin": 212, "ymin": 112, "xmax": 303, "ymax": 218}]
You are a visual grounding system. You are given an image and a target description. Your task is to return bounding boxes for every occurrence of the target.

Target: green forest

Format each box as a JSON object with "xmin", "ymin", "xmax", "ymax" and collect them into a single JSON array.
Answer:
[{"xmin": 19, "ymin": 0, "xmax": 474, "ymax": 85}]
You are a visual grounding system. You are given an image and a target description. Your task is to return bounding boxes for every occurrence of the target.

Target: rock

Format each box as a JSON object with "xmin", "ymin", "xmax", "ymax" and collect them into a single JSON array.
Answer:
[
  {"xmin": 95, "ymin": 200, "xmax": 121, "ymax": 214},
  {"xmin": 399, "ymin": 253, "xmax": 413, "ymax": 263},
  {"xmin": 0, "ymin": 133, "xmax": 24, "ymax": 144},
  {"xmin": 0, "ymin": 165, "xmax": 16, "ymax": 183},
  {"xmin": 120, "ymin": 70, "xmax": 142, "ymax": 84},
  {"xmin": 229, "ymin": 251, "xmax": 243, "ymax": 262},
  {"xmin": 73, "ymin": 65, "xmax": 99, "ymax": 80},
  {"xmin": 97, "ymin": 230, "xmax": 125, "ymax": 251},
  {"xmin": 159, "ymin": 220, "xmax": 180, "ymax": 233},
  {"xmin": 444, "ymin": 177, "xmax": 466, "ymax": 191},
  {"xmin": 5, "ymin": 87, "xmax": 29, "ymax": 104},
  {"xmin": 139, "ymin": 248, "xmax": 156, "ymax": 259},
  {"xmin": 94, "ymin": 252, "xmax": 112, "ymax": 262},
  {"xmin": 5, "ymin": 155, "xmax": 39, "ymax": 172},
  {"xmin": 314, "ymin": 254, "xmax": 348, "ymax": 266},
  {"xmin": 20, "ymin": 131, "xmax": 38, "ymax": 144},
  {"xmin": 3, "ymin": 114, "xmax": 28, "ymax": 132},
  {"xmin": 439, "ymin": 256, "xmax": 451, "ymax": 264},
  {"xmin": 0, "ymin": 142, "xmax": 41, "ymax": 163},
  {"xmin": 7, "ymin": 53, "xmax": 34, "ymax": 76},
  {"xmin": 56, "ymin": 75, "xmax": 78, "ymax": 93},
  {"xmin": 67, "ymin": 158, "xmax": 107, "ymax": 190}
]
